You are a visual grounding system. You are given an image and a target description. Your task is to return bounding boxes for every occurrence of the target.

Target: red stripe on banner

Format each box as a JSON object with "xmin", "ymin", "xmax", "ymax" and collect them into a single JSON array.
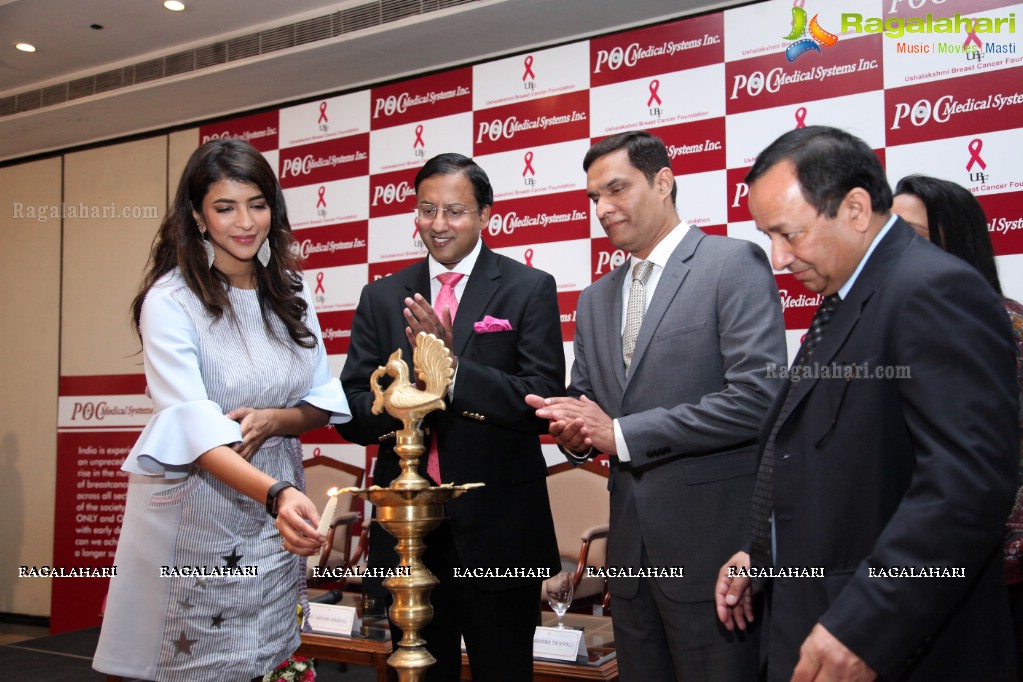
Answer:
[
  {"xmin": 473, "ymin": 90, "xmax": 590, "ymax": 156},
  {"xmin": 368, "ymin": 256, "xmax": 423, "ymax": 283},
  {"xmin": 369, "ymin": 167, "xmax": 420, "ymax": 219},
  {"xmin": 485, "ymin": 191, "xmax": 591, "ymax": 249},
  {"xmin": 199, "ymin": 110, "xmax": 279, "ymax": 152},
  {"xmin": 885, "ymin": 66, "xmax": 1023, "ymax": 146},
  {"xmin": 885, "ymin": 0, "xmax": 1020, "ymax": 18},
  {"xmin": 557, "ymin": 289, "xmax": 582, "ymax": 342},
  {"xmin": 370, "ymin": 68, "xmax": 473, "ymax": 130},
  {"xmin": 591, "ymin": 237, "xmax": 628, "ymax": 281},
  {"xmin": 295, "ymin": 222, "xmax": 369, "ymax": 270},
  {"xmin": 278, "ymin": 133, "xmax": 370, "ymax": 188},
  {"xmin": 59, "ymin": 374, "xmax": 147, "ymax": 396},
  {"xmin": 726, "ymin": 34, "xmax": 884, "ymax": 115},
  {"xmin": 776, "ymin": 274, "xmax": 825, "ymax": 329},
  {"xmin": 318, "ymin": 309, "xmax": 356, "ymax": 355},
  {"xmin": 590, "ymin": 13, "xmax": 724, "ymax": 88},
  {"xmin": 658, "ymin": 117, "xmax": 727, "ymax": 176},
  {"xmin": 978, "ymin": 190, "xmax": 1023, "ymax": 256}
]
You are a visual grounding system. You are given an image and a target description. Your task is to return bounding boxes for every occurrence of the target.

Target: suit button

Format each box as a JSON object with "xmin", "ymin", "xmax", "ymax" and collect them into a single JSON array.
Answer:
[{"xmin": 780, "ymin": 451, "xmax": 790, "ymax": 461}]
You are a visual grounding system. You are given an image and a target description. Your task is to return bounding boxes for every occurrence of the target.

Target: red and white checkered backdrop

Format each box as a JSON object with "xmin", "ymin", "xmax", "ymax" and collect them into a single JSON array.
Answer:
[
  {"xmin": 194, "ymin": 0, "xmax": 1023, "ymax": 482},
  {"xmin": 48, "ymin": 0, "xmax": 1022, "ymax": 632}
]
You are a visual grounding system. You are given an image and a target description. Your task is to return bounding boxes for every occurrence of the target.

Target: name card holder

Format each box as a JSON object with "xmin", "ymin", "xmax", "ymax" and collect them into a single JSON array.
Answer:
[
  {"xmin": 307, "ymin": 602, "xmax": 357, "ymax": 636},
  {"xmin": 533, "ymin": 625, "xmax": 587, "ymax": 662}
]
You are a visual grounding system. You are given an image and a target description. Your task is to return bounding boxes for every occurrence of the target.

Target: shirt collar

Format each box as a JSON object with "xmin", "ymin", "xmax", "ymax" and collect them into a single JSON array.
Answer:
[
  {"xmin": 838, "ymin": 214, "xmax": 897, "ymax": 300},
  {"xmin": 428, "ymin": 236, "xmax": 483, "ymax": 281},
  {"xmin": 630, "ymin": 221, "xmax": 686, "ymax": 274}
]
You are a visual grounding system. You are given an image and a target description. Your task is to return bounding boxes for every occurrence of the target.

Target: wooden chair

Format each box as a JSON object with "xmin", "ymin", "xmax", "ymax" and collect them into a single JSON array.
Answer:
[
  {"xmin": 302, "ymin": 457, "xmax": 365, "ymax": 589},
  {"xmin": 544, "ymin": 460, "xmax": 611, "ymax": 608}
]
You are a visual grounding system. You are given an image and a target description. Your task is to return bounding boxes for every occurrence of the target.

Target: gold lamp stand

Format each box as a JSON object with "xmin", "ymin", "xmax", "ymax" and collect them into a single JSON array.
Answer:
[{"xmin": 345, "ymin": 333, "xmax": 481, "ymax": 681}]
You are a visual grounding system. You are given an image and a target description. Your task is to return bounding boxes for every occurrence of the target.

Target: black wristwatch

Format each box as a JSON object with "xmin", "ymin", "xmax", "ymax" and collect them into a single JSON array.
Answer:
[{"xmin": 266, "ymin": 481, "xmax": 296, "ymax": 517}]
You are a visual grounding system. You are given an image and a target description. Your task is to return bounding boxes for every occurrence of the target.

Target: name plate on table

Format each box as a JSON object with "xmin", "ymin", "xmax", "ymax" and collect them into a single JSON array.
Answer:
[
  {"xmin": 533, "ymin": 626, "xmax": 587, "ymax": 662},
  {"xmin": 307, "ymin": 603, "xmax": 357, "ymax": 636}
]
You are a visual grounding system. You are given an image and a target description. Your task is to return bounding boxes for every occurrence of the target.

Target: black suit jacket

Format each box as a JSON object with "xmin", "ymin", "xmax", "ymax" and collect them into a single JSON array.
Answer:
[
  {"xmin": 338, "ymin": 244, "xmax": 563, "ymax": 589},
  {"xmin": 764, "ymin": 219, "xmax": 1019, "ymax": 681}
]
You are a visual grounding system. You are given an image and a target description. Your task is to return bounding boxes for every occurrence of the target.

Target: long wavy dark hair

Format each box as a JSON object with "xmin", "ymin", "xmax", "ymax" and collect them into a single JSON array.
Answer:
[{"xmin": 131, "ymin": 138, "xmax": 315, "ymax": 348}]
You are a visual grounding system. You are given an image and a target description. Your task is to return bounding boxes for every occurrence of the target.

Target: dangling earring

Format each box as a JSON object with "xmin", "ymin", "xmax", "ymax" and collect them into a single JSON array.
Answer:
[
  {"xmin": 257, "ymin": 238, "xmax": 271, "ymax": 267},
  {"xmin": 196, "ymin": 220, "xmax": 215, "ymax": 269},
  {"xmin": 202, "ymin": 238, "xmax": 215, "ymax": 269}
]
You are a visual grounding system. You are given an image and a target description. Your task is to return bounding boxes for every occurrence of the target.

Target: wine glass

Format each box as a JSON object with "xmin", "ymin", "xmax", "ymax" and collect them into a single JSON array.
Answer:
[{"xmin": 545, "ymin": 571, "xmax": 574, "ymax": 629}]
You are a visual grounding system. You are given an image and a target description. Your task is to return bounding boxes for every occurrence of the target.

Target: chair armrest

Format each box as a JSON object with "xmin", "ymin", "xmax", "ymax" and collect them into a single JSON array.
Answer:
[
  {"xmin": 331, "ymin": 511, "xmax": 359, "ymax": 529},
  {"xmin": 580, "ymin": 524, "xmax": 609, "ymax": 543}
]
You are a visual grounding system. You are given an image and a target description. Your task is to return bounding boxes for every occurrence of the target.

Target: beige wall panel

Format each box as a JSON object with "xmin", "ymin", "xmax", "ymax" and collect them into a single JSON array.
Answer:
[
  {"xmin": 0, "ymin": 157, "xmax": 63, "ymax": 615},
  {"xmin": 167, "ymin": 129, "xmax": 199, "ymax": 202},
  {"xmin": 62, "ymin": 137, "xmax": 167, "ymax": 376}
]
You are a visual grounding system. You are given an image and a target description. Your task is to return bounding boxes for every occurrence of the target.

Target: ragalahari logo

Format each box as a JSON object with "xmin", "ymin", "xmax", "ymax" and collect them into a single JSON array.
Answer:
[{"xmin": 783, "ymin": 7, "xmax": 839, "ymax": 62}]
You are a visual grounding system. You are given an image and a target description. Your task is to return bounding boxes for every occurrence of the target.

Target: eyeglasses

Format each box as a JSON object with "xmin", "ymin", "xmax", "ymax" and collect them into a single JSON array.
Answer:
[{"xmin": 414, "ymin": 204, "xmax": 479, "ymax": 223}]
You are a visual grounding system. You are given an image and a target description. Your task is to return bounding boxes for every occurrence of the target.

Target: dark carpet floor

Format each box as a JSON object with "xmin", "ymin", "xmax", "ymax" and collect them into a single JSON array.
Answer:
[{"xmin": 0, "ymin": 627, "xmax": 377, "ymax": 681}]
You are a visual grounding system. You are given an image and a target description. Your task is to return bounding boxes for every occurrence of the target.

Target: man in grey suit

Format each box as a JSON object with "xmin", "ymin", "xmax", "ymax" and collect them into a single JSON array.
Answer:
[{"xmin": 527, "ymin": 130, "xmax": 787, "ymax": 681}]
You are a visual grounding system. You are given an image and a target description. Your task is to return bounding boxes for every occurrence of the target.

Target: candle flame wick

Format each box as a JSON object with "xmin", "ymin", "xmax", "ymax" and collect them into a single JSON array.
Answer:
[{"xmin": 327, "ymin": 487, "xmax": 340, "ymax": 496}]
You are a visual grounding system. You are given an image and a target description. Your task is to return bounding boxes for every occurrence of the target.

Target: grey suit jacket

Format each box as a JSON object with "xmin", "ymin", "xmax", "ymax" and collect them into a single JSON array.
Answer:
[{"xmin": 570, "ymin": 225, "xmax": 787, "ymax": 602}]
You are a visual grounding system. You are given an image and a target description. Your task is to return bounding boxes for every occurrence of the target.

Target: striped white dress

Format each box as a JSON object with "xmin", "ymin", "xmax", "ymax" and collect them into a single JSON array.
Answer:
[{"xmin": 93, "ymin": 270, "xmax": 350, "ymax": 682}]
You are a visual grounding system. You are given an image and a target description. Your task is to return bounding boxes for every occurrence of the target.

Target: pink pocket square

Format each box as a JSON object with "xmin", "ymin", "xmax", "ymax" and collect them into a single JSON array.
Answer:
[{"xmin": 473, "ymin": 316, "xmax": 513, "ymax": 333}]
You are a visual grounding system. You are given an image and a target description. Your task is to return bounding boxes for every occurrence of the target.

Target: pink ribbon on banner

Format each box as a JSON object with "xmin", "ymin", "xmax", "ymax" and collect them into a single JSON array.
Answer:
[
  {"xmin": 647, "ymin": 80, "xmax": 662, "ymax": 106},
  {"xmin": 966, "ymin": 139, "xmax": 986, "ymax": 171},
  {"xmin": 316, "ymin": 187, "xmax": 327, "ymax": 209},
  {"xmin": 524, "ymin": 248, "xmax": 534, "ymax": 267},
  {"xmin": 313, "ymin": 447, "xmax": 321, "ymax": 458},
  {"xmin": 318, "ymin": 102, "xmax": 328, "ymax": 124},
  {"xmin": 523, "ymin": 55, "xmax": 536, "ymax": 80},
  {"xmin": 523, "ymin": 151, "xmax": 535, "ymax": 177},
  {"xmin": 315, "ymin": 272, "xmax": 326, "ymax": 294},
  {"xmin": 795, "ymin": 107, "xmax": 807, "ymax": 128},
  {"xmin": 413, "ymin": 125, "xmax": 425, "ymax": 148},
  {"xmin": 963, "ymin": 30, "xmax": 983, "ymax": 50}
]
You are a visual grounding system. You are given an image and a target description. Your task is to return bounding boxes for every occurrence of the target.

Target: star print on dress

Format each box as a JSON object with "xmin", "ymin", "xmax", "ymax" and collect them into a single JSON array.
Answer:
[
  {"xmin": 172, "ymin": 630, "xmax": 198, "ymax": 655},
  {"xmin": 194, "ymin": 576, "xmax": 209, "ymax": 590},
  {"xmin": 211, "ymin": 612, "xmax": 226, "ymax": 629},
  {"xmin": 222, "ymin": 548, "xmax": 243, "ymax": 568},
  {"xmin": 178, "ymin": 597, "xmax": 195, "ymax": 611}
]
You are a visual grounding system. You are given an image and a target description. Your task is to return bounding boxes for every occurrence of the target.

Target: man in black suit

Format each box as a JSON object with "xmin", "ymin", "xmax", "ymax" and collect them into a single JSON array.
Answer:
[
  {"xmin": 716, "ymin": 126, "xmax": 1019, "ymax": 681},
  {"xmin": 338, "ymin": 153, "xmax": 563, "ymax": 681}
]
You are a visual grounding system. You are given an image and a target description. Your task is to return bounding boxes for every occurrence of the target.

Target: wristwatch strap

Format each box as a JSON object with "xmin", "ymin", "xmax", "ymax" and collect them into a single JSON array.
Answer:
[{"xmin": 265, "ymin": 481, "xmax": 296, "ymax": 517}]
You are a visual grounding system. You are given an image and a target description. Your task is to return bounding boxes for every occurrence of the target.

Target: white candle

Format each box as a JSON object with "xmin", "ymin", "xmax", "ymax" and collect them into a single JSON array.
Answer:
[
  {"xmin": 308, "ymin": 487, "xmax": 339, "ymax": 570},
  {"xmin": 315, "ymin": 487, "xmax": 340, "ymax": 538}
]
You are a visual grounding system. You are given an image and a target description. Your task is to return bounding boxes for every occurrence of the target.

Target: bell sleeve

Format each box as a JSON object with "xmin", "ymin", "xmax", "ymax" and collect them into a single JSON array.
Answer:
[{"xmin": 121, "ymin": 279, "xmax": 242, "ymax": 478}]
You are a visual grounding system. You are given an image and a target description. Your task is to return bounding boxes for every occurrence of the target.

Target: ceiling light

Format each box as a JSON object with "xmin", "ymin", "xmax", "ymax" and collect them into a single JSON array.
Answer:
[
  {"xmin": 15, "ymin": 42, "xmax": 36, "ymax": 52},
  {"xmin": 163, "ymin": 1, "xmax": 186, "ymax": 11}
]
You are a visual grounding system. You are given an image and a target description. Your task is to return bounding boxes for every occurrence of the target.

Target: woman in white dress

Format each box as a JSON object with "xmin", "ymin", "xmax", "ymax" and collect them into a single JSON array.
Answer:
[{"xmin": 93, "ymin": 138, "xmax": 351, "ymax": 682}]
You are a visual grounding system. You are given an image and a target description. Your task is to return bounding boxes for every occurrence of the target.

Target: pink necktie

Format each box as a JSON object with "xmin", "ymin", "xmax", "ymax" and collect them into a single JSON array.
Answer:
[{"xmin": 427, "ymin": 272, "xmax": 464, "ymax": 484}]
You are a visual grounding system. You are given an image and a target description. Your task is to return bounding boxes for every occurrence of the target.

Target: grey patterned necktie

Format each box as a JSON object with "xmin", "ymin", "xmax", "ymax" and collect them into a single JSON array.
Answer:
[
  {"xmin": 748, "ymin": 294, "xmax": 841, "ymax": 587},
  {"xmin": 623, "ymin": 260, "xmax": 654, "ymax": 371}
]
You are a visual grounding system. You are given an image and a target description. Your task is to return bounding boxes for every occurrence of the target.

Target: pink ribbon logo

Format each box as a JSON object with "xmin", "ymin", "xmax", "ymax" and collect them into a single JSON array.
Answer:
[
  {"xmin": 963, "ymin": 30, "xmax": 983, "ymax": 51},
  {"xmin": 647, "ymin": 80, "xmax": 662, "ymax": 107},
  {"xmin": 524, "ymin": 248, "xmax": 534, "ymax": 267},
  {"xmin": 795, "ymin": 107, "xmax": 807, "ymax": 128},
  {"xmin": 318, "ymin": 102, "xmax": 328, "ymax": 124},
  {"xmin": 316, "ymin": 187, "xmax": 327, "ymax": 209},
  {"xmin": 315, "ymin": 272, "xmax": 326, "ymax": 294},
  {"xmin": 413, "ymin": 125, "xmax": 425, "ymax": 148},
  {"xmin": 523, "ymin": 151, "xmax": 535, "ymax": 177},
  {"xmin": 313, "ymin": 447, "xmax": 321, "ymax": 458},
  {"xmin": 966, "ymin": 139, "xmax": 986, "ymax": 171},
  {"xmin": 523, "ymin": 55, "xmax": 536, "ymax": 81}
]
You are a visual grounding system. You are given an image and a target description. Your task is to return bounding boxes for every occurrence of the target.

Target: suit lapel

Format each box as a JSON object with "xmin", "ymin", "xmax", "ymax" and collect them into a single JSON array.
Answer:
[
  {"xmin": 605, "ymin": 256, "xmax": 630, "ymax": 390},
  {"xmin": 452, "ymin": 244, "xmax": 500, "ymax": 356},
  {"xmin": 781, "ymin": 219, "xmax": 915, "ymax": 419},
  {"xmin": 624, "ymin": 227, "xmax": 699, "ymax": 388}
]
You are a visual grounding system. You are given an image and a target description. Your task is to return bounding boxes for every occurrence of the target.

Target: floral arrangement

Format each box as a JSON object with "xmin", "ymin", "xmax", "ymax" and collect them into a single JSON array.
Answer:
[{"xmin": 262, "ymin": 655, "xmax": 315, "ymax": 682}]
